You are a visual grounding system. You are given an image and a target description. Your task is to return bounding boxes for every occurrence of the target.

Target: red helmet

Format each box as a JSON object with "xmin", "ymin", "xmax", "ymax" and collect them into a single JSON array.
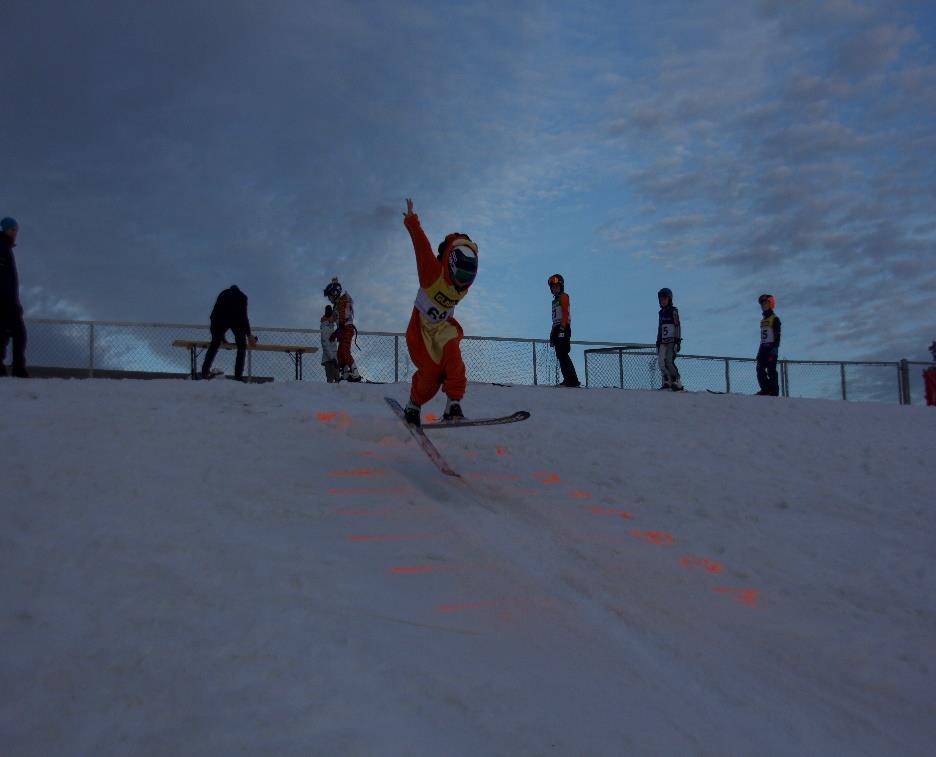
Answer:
[{"xmin": 758, "ymin": 293, "xmax": 775, "ymax": 310}]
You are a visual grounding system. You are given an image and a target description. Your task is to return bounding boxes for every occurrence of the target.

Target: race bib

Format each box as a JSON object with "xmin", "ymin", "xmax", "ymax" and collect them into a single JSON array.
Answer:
[
  {"xmin": 661, "ymin": 323, "xmax": 677, "ymax": 339},
  {"xmin": 415, "ymin": 277, "xmax": 465, "ymax": 324},
  {"xmin": 760, "ymin": 327, "xmax": 774, "ymax": 345}
]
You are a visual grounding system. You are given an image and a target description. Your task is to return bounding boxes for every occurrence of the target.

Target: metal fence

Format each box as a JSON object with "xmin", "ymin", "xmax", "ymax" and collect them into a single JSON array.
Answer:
[
  {"xmin": 584, "ymin": 347, "xmax": 932, "ymax": 405},
  {"xmin": 19, "ymin": 318, "xmax": 635, "ymax": 388}
]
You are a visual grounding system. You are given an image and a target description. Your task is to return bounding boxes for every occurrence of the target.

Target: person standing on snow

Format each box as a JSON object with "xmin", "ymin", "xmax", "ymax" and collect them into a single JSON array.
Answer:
[
  {"xmin": 0, "ymin": 217, "xmax": 28, "ymax": 378},
  {"xmin": 655, "ymin": 287, "xmax": 683, "ymax": 391},
  {"xmin": 319, "ymin": 304, "xmax": 340, "ymax": 383},
  {"xmin": 756, "ymin": 293, "xmax": 781, "ymax": 396},
  {"xmin": 547, "ymin": 274, "xmax": 580, "ymax": 387},
  {"xmin": 401, "ymin": 197, "xmax": 478, "ymax": 426},
  {"xmin": 200, "ymin": 285, "xmax": 257, "ymax": 381},
  {"xmin": 324, "ymin": 278, "xmax": 361, "ymax": 382}
]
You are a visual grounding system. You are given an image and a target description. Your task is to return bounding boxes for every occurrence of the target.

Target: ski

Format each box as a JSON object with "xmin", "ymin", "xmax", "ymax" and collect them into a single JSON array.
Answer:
[
  {"xmin": 422, "ymin": 411, "xmax": 530, "ymax": 430},
  {"xmin": 384, "ymin": 397, "xmax": 460, "ymax": 478}
]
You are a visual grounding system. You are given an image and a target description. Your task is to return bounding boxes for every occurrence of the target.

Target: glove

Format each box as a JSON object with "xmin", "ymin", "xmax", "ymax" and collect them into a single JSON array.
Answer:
[
  {"xmin": 555, "ymin": 328, "xmax": 566, "ymax": 340},
  {"xmin": 675, "ymin": 339, "xmax": 682, "ymax": 353},
  {"xmin": 329, "ymin": 327, "xmax": 340, "ymax": 342}
]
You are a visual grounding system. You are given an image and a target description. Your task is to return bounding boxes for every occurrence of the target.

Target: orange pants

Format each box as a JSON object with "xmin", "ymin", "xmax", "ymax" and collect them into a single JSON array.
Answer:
[
  {"xmin": 925, "ymin": 367, "xmax": 936, "ymax": 406},
  {"xmin": 337, "ymin": 325, "xmax": 355, "ymax": 370},
  {"xmin": 406, "ymin": 311, "xmax": 466, "ymax": 406}
]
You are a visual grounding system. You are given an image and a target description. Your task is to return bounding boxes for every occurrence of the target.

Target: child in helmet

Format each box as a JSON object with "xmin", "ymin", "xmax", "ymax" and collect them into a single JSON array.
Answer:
[
  {"xmin": 319, "ymin": 304, "xmax": 340, "ymax": 383},
  {"xmin": 655, "ymin": 288, "xmax": 683, "ymax": 391},
  {"xmin": 324, "ymin": 277, "xmax": 361, "ymax": 382},
  {"xmin": 401, "ymin": 198, "xmax": 478, "ymax": 425},
  {"xmin": 548, "ymin": 274, "xmax": 580, "ymax": 387},
  {"xmin": 756, "ymin": 293, "xmax": 781, "ymax": 396}
]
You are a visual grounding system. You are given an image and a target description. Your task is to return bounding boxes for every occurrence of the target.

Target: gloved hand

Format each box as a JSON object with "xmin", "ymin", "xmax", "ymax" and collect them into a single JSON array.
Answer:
[
  {"xmin": 555, "ymin": 327, "xmax": 567, "ymax": 341},
  {"xmin": 329, "ymin": 327, "xmax": 341, "ymax": 342}
]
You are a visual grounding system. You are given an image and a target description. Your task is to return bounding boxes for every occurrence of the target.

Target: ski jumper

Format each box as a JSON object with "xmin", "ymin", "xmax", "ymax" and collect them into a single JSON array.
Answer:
[
  {"xmin": 550, "ymin": 291, "xmax": 580, "ymax": 386},
  {"xmin": 757, "ymin": 309, "xmax": 781, "ymax": 396},
  {"xmin": 404, "ymin": 213, "xmax": 472, "ymax": 406},
  {"xmin": 656, "ymin": 304, "xmax": 682, "ymax": 388}
]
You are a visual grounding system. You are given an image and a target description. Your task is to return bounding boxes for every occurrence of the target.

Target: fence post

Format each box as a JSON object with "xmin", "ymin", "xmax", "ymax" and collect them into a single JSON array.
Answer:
[
  {"xmin": 724, "ymin": 358, "xmax": 730, "ymax": 393},
  {"xmin": 899, "ymin": 359, "xmax": 911, "ymax": 404},
  {"xmin": 840, "ymin": 363, "xmax": 847, "ymax": 401},
  {"xmin": 780, "ymin": 361, "xmax": 789, "ymax": 397},
  {"xmin": 394, "ymin": 335, "xmax": 399, "ymax": 383},
  {"xmin": 618, "ymin": 349, "xmax": 624, "ymax": 389},
  {"xmin": 89, "ymin": 323, "xmax": 95, "ymax": 378},
  {"xmin": 532, "ymin": 341, "xmax": 538, "ymax": 386},
  {"xmin": 584, "ymin": 352, "xmax": 589, "ymax": 388}
]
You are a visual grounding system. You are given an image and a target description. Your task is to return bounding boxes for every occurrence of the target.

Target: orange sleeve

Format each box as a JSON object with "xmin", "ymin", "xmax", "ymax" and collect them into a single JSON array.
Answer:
[
  {"xmin": 404, "ymin": 213, "xmax": 442, "ymax": 288},
  {"xmin": 337, "ymin": 295, "xmax": 348, "ymax": 326},
  {"xmin": 561, "ymin": 293, "xmax": 570, "ymax": 328}
]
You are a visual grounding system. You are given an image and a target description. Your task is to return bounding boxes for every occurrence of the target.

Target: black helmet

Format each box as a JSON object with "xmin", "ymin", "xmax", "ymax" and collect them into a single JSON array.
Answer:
[
  {"xmin": 324, "ymin": 278, "xmax": 342, "ymax": 299},
  {"xmin": 548, "ymin": 274, "xmax": 564, "ymax": 291},
  {"xmin": 658, "ymin": 287, "xmax": 673, "ymax": 300}
]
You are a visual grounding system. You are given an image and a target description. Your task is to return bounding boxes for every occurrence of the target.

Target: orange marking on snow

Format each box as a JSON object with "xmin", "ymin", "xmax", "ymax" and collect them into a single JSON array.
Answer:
[
  {"xmin": 532, "ymin": 471, "xmax": 561, "ymax": 484},
  {"xmin": 424, "ymin": 412, "xmax": 439, "ymax": 423},
  {"xmin": 316, "ymin": 410, "xmax": 351, "ymax": 428},
  {"xmin": 390, "ymin": 564, "xmax": 456, "ymax": 575},
  {"xmin": 629, "ymin": 529, "xmax": 675, "ymax": 546},
  {"xmin": 680, "ymin": 556, "xmax": 723, "ymax": 574},
  {"xmin": 589, "ymin": 505, "xmax": 632, "ymax": 520},
  {"xmin": 568, "ymin": 490, "xmax": 592, "ymax": 499},
  {"xmin": 347, "ymin": 532, "xmax": 440, "ymax": 543},
  {"xmin": 328, "ymin": 469, "xmax": 383, "ymax": 478},
  {"xmin": 332, "ymin": 505, "xmax": 435, "ymax": 517},
  {"xmin": 495, "ymin": 447, "xmax": 508, "ymax": 457},
  {"xmin": 713, "ymin": 587, "xmax": 759, "ymax": 607}
]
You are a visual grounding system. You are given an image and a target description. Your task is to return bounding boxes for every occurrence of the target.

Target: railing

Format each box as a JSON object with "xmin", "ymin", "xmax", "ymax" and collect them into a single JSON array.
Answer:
[
  {"xmin": 584, "ymin": 347, "xmax": 932, "ymax": 405},
  {"xmin": 20, "ymin": 318, "xmax": 633, "ymax": 387}
]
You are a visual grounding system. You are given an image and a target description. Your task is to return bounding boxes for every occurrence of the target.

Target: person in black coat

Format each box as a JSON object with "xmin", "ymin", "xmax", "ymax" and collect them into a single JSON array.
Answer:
[
  {"xmin": 756, "ymin": 293, "xmax": 781, "ymax": 396},
  {"xmin": 200, "ymin": 285, "xmax": 257, "ymax": 380},
  {"xmin": 0, "ymin": 217, "xmax": 28, "ymax": 378}
]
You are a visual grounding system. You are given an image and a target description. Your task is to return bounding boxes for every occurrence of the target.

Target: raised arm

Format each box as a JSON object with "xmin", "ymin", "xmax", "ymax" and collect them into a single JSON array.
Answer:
[{"xmin": 403, "ymin": 198, "xmax": 442, "ymax": 288}]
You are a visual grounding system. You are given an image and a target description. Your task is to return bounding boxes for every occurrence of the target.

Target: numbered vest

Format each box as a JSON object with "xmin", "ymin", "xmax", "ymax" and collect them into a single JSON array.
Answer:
[
  {"xmin": 660, "ymin": 323, "xmax": 678, "ymax": 340},
  {"xmin": 338, "ymin": 294, "xmax": 354, "ymax": 325},
  {"xmin": 551, "ymin": 296, "xmax": 570, "ymax": 327},
  {"xmin": 760, "ymin": 315, "xmax": 776, "ymax": 345},
  {"xmin": 414, "ymin": 275, "xmax": 467, "ymax": 324}
]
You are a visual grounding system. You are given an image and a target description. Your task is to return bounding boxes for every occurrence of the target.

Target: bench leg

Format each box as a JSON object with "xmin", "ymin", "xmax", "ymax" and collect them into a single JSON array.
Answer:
[{"xmin": 190, "ymin": 347, "xmax": 197, "ymax": 379}]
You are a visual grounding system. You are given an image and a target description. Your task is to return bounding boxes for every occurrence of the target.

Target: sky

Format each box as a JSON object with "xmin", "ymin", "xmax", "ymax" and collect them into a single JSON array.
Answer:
[{"xmin": 2, "ymin": 0, "xmax": 935, "ymax": 361}]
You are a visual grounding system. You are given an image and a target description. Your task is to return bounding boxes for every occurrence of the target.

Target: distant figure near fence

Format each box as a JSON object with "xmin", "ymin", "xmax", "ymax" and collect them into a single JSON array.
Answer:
[
  {"xmin": 548, "ymin": 274, "xmax": 581, "ymax": 388},
  {"xmin": 756, "ymin": 294, "xmax": 781, "ymax": 396},
  {"xmin": 320, "ymin": 305, "xmax": 339, "ymax": 383},
  {"xmin": 925, "ymin": 341, "xmax": 936, "ymax": 407},
  {"xmin": 0, "ymin": 217, "xmax": 28, "ymax": 378},
  {"xmin": 201, "ymin": 285, "xmax": 257, "ymax": 381},
  {"xmin": 655, "ymin": 287, "xmax": 683, "ymax": 392}
]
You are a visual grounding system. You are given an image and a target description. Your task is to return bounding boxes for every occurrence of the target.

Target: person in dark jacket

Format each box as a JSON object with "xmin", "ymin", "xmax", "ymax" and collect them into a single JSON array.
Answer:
[
  {"xmin": 200, "ymin": 285, "xmax": 257, "ymax": 380},
  {"xmin": 0, "ymin": 217, "xmax": 28, "ymax": 378},
  {"xmin": 756, "ymin": 293, "xmax": 781, "ymax": 396},
  {"xmin": 548, "ymin": 273, "xmax": 581, "ymax": 387},
  {"xmin": 655, "ymin": 287, "xmax": 683, "ymax": 391}
]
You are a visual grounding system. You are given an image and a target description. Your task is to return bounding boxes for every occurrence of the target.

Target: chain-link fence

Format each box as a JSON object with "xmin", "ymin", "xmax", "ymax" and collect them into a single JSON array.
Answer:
[
  {"xmin": 584, "ymin": 347, "xmax": 932, "ymax": 405},
  {"xmin": 17, "ymin": 319, "xmax": 622, "ymax": 387}
]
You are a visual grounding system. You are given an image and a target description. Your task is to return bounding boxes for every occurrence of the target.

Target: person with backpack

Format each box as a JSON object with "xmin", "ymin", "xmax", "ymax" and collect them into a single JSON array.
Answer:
[
  {"xmin": 200, "ymin": 285, "xmax": 257, "ymax": 381},
  {"xmin": 655, "ymin": 287, "xmax": 683, "ymax": 391},
  {"xmin": 324, "ymin": 278, "xmax": 361, "ymax": 382}
]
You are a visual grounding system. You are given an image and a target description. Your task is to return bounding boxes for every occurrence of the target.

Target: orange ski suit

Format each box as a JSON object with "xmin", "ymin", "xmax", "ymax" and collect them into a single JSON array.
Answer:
[
  {"xmin": 334, "ymin": 291, "xmax": 356, "ymax": 371},
  {"xmin": 403, "ymin": 213, "xmax": 474, "ymax": 406}
]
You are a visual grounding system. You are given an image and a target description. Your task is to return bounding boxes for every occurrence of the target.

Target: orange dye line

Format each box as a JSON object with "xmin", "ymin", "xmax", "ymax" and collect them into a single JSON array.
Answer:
[
  {"xmin": 424, "ymin": 412, "xmax": 439, "ymax": 423},
  {"xmin": 391, "ymin": 564, "xmax": 456, "ymax": 575},
  {"xmin": 328, "ymin": 469, "xmax": 384, "ymax": 478},
  {"xmin": 568, "ymin": 490, "xmax": 592, "ymax": 499},
  {"xmin": 680, "ymin": 556, "xmax": 723, "ymax": 574},
  {"xmin": 332, "ymin": 505, "xmax": 435, "ymax": 517},
  {"xmin": 629, "ymin": 529, "xmax": 675, "ymax": 546},
  {"xmin": 495, "ymin": 447, "xmax": 508, "ymax": 457},
  {"xmin": 589, "ymin": 505, "xmax": 632, "ymax": 520},
  {"xmin": 713, "ymin": 587, "xmax": 759, "ymax": 607},
  {"xmin": 347, "ymin": 532, "xmax": 440, "ymax": 543},
  {"xmin": 532, "ymin": 471, "xmax": 561, "ymax": 484},
  {"xmin": 316, "ymin": 410, "xmax": 352, "ymax": 428}
]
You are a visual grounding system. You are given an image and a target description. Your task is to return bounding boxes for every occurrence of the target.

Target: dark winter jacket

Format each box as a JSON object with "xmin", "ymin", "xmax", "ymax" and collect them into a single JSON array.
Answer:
[
  {"xmin": 210, "ymin": 286, "xmax": 251, "ymax": 334},
  {"xmin": 656, "ymin": 304, "xmax": 681, "ymax": 347},
  {"xmin": 759, "ymin": 309, "xmax": 781, "ymax": 353},
  {"xmin": 0, "ymin": 234, "xmax": 22, "ymax": 318}
]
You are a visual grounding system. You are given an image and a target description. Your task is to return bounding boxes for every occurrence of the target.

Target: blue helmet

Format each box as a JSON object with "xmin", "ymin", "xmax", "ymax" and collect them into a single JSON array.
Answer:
[
  {"xmin": 658, "ymin": 287, "xmax": 673, "ymax": 300},
  {"xmin": 0, "ymin": 217, "xmax": 18, "ymax": 232}
]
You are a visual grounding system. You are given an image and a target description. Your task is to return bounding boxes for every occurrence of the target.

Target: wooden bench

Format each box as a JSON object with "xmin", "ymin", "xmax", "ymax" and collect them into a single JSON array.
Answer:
[{"xmin": 172, "ymin": 339, "xmax": 319, "ymax": 380}]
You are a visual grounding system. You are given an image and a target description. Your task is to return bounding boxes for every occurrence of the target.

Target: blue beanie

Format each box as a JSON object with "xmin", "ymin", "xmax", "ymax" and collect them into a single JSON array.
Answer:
[{"xmin": 0, "ymin": 217, "xmax": 18, "ymax": 232}]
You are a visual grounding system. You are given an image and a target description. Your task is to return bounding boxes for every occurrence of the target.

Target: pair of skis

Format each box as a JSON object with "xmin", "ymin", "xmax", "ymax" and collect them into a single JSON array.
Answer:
[{"xmin": 384, "ymin": 397, "xmax": 529, "ymax": 478}]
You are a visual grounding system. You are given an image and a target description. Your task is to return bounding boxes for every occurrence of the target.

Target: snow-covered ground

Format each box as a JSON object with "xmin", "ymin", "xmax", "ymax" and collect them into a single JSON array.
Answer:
[{"xmin": 1, "ymin": 378, "xmax": 934, "ymax": 756}]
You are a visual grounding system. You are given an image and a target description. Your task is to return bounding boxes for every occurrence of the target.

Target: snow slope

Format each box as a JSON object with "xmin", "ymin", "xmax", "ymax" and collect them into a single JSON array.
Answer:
[{"xmin": 1, "ymin": 378, "xmax": 934, "ymax": 756}]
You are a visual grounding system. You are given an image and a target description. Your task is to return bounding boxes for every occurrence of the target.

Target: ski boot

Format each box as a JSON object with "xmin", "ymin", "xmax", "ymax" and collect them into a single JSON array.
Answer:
[
  {"xmin": 403, "ymin": 400, "xmax": 422, "ymax": 427},
  {"xmin": 442, "ymin": 398, "xmax": 465, "ymax": 422},
  {"xmin": 670, "ymin": 383, "xmax": 685, "ymax": 392}
]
